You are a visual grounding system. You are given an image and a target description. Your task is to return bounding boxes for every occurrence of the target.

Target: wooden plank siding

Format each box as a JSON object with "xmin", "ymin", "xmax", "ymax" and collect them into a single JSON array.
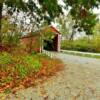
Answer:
[{"xmin": 20, "ymin": 26, "xmax": 61, "ymax": 53}]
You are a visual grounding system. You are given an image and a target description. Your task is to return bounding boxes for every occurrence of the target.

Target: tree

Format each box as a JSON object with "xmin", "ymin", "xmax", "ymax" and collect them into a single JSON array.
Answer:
[
  {"xmin": 64, "ymin": 0, "xmax": 100, "ymax": 35},
  {"xmin": 55, "ymin": 14, "xmax": 76, "ymax": 40},
  {"xmin": 0, "ymin": 0, "xmax": 62, "ymax": 43},
  {"xmin": 0, "ymin": 0, "xmax": 100, "ymax": 44},
  {"xmin": 93, "ymin": 21, "xmax": 100, "ymax": 36}
]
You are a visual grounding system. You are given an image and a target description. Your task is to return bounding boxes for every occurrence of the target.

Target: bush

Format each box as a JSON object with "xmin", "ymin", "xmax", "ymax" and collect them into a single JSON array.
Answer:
[
  {"xmin": 2, "ymin": 33, "xmax": 20, "ymax": 46},
  {"xmin": 14, "ymin": 64, "xmax": 28, "ymax": 79},
  {"xmin": 72, "ymin": 40, "xmax": 92, "ymax": 52},
  {"xmin": 33, "ymin": 60, "xmax": 41, "ymax": 71},
  {"xmin": 23, "ymin": 55, "xmax": 41, "ymax": 72},
  {"xmin": 92, "ymin": 36, "xmax": 100, "ymax": 53},
  {"xmin": 0, "ymin": 52, "xmax": 41, "ymax": 78},
  {"xmin": 0, "ymin": 51, "xmax": 63, "ymax": 92},
  {"xmin": 61, "ymin": 37, "xmax": 100, "ymax": 53},
  {"xmin": 0, "ymin": 52, "xmax": 11, "ymax": 67},
  {"xmin": 61, "ymin": 40, "xmax": 73, "ymax": 50}
]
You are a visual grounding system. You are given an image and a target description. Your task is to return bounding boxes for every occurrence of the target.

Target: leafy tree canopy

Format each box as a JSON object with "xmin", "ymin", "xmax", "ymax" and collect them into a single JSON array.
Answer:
[
  {"xmin": 64, "ymin": 0, "xmax": 100, "ymax": 35},
  {"xmin": 1, "ymin": 0, "xmax": 62, "ymax": 24},
  {"xmin": 0, "ymin": 0, "xmax": 100, "ymax": 36}
]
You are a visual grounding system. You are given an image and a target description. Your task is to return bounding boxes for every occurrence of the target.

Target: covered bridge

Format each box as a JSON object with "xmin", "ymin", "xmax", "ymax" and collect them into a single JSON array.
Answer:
[{"xmin": 20, "ymin": 26, "xmax": 61, "ymax": 53}]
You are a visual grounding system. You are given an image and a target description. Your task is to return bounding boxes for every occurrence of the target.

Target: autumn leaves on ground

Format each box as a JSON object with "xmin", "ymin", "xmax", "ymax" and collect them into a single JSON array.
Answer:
[{"xmin": 0, "ymin": 47, "xmax": 63, "ymax": 94}]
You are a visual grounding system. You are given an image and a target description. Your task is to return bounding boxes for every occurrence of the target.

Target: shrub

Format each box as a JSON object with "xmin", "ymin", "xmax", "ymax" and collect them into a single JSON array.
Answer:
[
  {"xmin": 23, "ymin": 55, "xmax": 41, "ymax": 73},
  {"xmin": 72, "ymin": 40, "xmax": 92, "ymax": 52},
  {"xmin": 11, "ymin": 54, "xmax": 41, "ymax": 79},
  {"xmin": 33, "ymin": 60, "xmax": 41, "ymax": 71},
  {"xmin": 2, "ymin": 33, "xmax": 20, "ymax": 46},
  {"xmin": 14, "ymin": 64, "xmax": 28, "ymax": 79},
  {"xmin": 0, "ymin": 51, "xmax": 63, "ymax": 92},
  {"xmin": 0, "ymin": 52, "xmax": 11, "ymax": 71},
  {"xmin": 61, "ymin": 37, "xmax": 100, "ymax": 53},
  {"xmin": 92, "ymin": 36, "xmax": 100, "ymax": 53},
  {"xmin": 61, "ymin": 40, "xmax": 73, "ymax": 50}
]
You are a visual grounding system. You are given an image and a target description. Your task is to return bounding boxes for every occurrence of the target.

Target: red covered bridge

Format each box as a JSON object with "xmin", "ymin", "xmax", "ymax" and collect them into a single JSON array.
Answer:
[{"xmin": 20, "ymin": 26, "xmax": 61, "ymax": 53}]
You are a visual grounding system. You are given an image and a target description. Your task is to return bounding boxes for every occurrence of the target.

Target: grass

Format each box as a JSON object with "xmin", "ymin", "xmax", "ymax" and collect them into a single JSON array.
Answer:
[
  {"xmin": 61, "ymin": 37, "xmax": 100, "ymax": 53},
  {"xmin": 61, "ymin": 50, "xmax": 100, "ymax": 59},
  {"xmin": 0, "ymin": 51, "xmax": 63, "ymax": 93}
]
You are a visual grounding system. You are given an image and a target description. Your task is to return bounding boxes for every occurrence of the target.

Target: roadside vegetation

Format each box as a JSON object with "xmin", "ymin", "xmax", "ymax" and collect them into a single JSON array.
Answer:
[
  {"xmin": 61, "ymin": 36, "xmax": 100, "ymax": 53},
  {"xmin": 57, "ymin": 15, "xmax": 100, "ymax": 54},
  {"xmin": 0, "ymin": 49, "xmax": 63, "ymax": 93},
  {"xmin": 0, "ymin": 0, "xmax": 63, "ymax": 93}
]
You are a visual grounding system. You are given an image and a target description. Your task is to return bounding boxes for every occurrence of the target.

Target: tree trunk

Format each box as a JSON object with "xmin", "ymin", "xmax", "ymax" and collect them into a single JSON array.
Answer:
[
  {"xmin": 69, "ymin": 29, "xmax": 75, "ymax": 41},
  {"xmin": 0, "ymin": 3, "xmax": 3, "ymax": 43}
]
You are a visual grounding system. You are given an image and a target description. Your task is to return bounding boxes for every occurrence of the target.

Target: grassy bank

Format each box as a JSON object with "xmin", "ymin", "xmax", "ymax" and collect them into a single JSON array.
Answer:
[
  {"xmin": 61, "ymin": 50, "xmax": 100, "ymax": 59},
  {"xmin": 0, "ymin": 51, "xmax": 63, "ymax": 94},
  {"xmin": 61, "ymin": 37, "xmax": 100, "ymax": 53}
]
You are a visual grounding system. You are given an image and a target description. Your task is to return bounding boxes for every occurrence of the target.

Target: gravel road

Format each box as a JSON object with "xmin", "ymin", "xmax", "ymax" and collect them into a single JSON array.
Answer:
[{"xmin": 5, "ymin": 53, "xmax": 100, "ymax": 100}]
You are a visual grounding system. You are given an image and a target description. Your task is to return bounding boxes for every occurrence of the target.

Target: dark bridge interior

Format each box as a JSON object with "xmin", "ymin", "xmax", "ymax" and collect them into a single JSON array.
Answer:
[{"xmin": 43, "ymin": 35, "xmax": 58, "ymax": 51}]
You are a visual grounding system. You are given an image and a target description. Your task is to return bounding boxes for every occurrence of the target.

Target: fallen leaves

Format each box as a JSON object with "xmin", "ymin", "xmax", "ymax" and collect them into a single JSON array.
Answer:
[{"xmin": 0, "ymin": 55, "xmax": 64, "ymax": 93}]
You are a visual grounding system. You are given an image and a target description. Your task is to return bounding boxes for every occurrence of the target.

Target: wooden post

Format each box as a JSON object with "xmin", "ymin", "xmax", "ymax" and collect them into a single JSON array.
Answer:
[
  {"xmin": 40, "ymin": 35, "xmax": 43, "ymax": 53},
  {"xmin": 57, "ymin": 34, "xmax": 61, "ymax": 52}
]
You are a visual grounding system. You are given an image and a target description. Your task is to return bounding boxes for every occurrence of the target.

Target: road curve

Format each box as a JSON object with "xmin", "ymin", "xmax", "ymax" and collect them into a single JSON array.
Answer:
[{"xmin": 5, "ymin": 53, "xmax": 100, "ymax": 100}]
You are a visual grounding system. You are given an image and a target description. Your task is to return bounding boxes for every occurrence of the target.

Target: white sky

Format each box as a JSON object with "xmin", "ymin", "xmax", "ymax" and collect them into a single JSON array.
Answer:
[
  {"xmin": 58, "ymin": 0, "xmax": 100, "ymax": 19},
  {"xmin": 23, "ymin": 0, "xmax": 100, "ymax": 19},
  {"xmin": 93, "ymin": 6, "xmax": 100, "ymax": 19}
]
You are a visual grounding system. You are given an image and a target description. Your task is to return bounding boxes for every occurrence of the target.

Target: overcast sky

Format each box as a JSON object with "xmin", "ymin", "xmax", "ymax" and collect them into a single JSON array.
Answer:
[
  {"xmin": 58, "ymin": 0, "xmax": 100, "ymax": 19},
  {"xmin": 23, "ymin": 0, "xmax": 100, "ymax": 19},
  {"xmin": 93, "ymin": 6, "xmax": 100, "ymax": 19}
]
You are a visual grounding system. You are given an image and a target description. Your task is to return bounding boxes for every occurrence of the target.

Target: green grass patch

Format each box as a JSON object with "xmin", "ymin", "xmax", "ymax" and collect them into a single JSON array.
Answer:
[
  {"xmin": 61, "ymin": 37, "xmax": 100, "ymax": 53},
  {"xmin": 0, "ymin": 51, "xmax": 63, "ymax": 93},
  {"xmin": 0, "ymin": 52, "xmax": 11, "ymax": 66},
  {"xmin": 62, "ymin": 50, "xmax": 100, "ymax": 59}
]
